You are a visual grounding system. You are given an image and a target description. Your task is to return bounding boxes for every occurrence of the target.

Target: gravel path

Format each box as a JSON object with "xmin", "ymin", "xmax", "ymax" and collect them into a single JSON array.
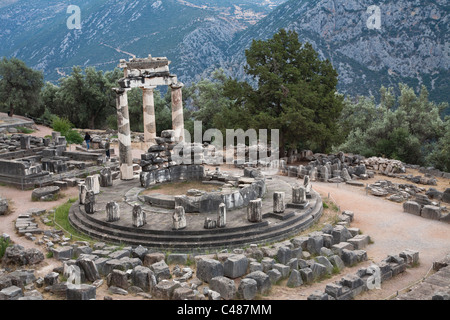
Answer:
[{"xmin": 265, "ymin": 176, "xmax": 450, "ymax": 300}]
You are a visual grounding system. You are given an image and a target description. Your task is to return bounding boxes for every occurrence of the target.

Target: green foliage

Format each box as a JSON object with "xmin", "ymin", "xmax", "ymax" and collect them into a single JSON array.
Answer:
[
  {"xmin": 426, "ymin": 116, "xmax": 450, "ymax": 172},
  {"xmin": 64, "ymin": 130, "xmax": 84, "ymax": 144},
  {"xmin": 41, "ymin": 67, "xmax": 122, "ymax": 129},
  {"xmin": 0, "ymin": 237, "xmax": 11, "ymax": 259},
  {"xmin": 186, "ymin": 69, "xmax": 233, "ymax": 132},
  {"xmin": 106, "ymin": 114, "xmax": 118, "ymax": 130},
  {"xmin": 0, "ymin": 57, "xmax": 44, "ymax": 117},
  {"xmin": 16, "ymin": 126, "xmax": 34, "ymax": 134},
  {"xmin": 335, "ymin": 84, "xmax": 448, "ymax": 167},
  {"xmin": 222, "ymin": 29, "xmax": 343, "ymax": 155},
  {"xmin": 53, "ymin": 198, "xmax": 92, "ymax": 242},
  {"xmin": 51, "ymin": 115, "xmax": 83, "ymax": 144},
  {"xmin": 52, "ymin": 116, "xmax": 73, "ymax": 134}
]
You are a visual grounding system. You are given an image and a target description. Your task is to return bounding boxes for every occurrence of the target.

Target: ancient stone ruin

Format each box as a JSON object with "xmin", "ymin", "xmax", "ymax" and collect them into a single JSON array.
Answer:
[{"xmin": 114, "ymin": 55, "xmax": 185, "ymax": 180}]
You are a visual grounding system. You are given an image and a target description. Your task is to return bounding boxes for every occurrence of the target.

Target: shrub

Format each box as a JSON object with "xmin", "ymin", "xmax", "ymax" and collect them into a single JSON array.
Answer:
[
  {"xmin": 51, "ymin": 115, "xmax": 84, "ymax": 144},
  {"xmin": 52, "ymin": 116, "xmax": 73, "ymax": 134},
  {"xmin": 65, "ymin": 130, "xmax": 84, "ymax": 144},
  {"xmin": 0, "ymin": 237, "xmax": 11, "ymax": 260}
]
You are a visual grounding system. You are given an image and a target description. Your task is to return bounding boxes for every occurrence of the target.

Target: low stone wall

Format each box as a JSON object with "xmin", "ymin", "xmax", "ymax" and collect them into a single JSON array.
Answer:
[
  {"xmin": 140, "ymin": 164, "xmax": 205, "ymax": 188},
  {"xmin": 308, "ymin": 250, "xmax": 419, "ymax": 300},
  {"xmin": 403, "ymin": 200, "xmax": 449, "ymax": 223},
  {"xmin": 173, "ymin": 178, "xmax": 266, "ymax": 213}
]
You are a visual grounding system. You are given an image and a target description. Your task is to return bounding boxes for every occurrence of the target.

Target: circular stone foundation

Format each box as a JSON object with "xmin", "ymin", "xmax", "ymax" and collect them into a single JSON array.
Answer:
[{"xmin": 69, "ymin": 173, "xmax": 323, "ymax": 252}]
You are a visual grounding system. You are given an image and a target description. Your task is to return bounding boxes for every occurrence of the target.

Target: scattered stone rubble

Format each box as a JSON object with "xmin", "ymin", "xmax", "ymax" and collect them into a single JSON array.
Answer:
[
  {"xmin": 0, "ymin": 207, "xmax": 382, "ymax": 300},
  {"xmin": 403, "ymin": 194, "xmax": 450, "ymax": 223},
  {"xmin": 139, "ymin": 130, "xmax": 205, "ymax": 188},
  {"xmin": 366, "ymin": 180, "xmax": 426, "ymax": 202},
  {"xmin": 308, "ymin": 249, "xmax": 420, "ymax": 300},
  {"xmin": 0, "ymin": 131, "xmax": 116, "ymax": 189},
  {"xmin": 0, "ymin": 197, "xmax": 8, "ymax": 215},
  {"xmin": 396, "ymin": 254, "xmax": 450, "ymax": 300},
  {"xmin": 284, "ymin": 151, "xmax": 448, "ymax": 187}
]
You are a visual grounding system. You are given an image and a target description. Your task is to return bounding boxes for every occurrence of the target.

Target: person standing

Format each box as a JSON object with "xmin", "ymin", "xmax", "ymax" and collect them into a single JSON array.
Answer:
[{"xmin": 84, "ymin": 132, "xmax": 91, "ymax": 150}]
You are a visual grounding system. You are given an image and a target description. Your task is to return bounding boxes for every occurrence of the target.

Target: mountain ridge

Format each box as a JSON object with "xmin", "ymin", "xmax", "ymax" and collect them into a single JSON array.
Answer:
[{"xmin": 0, "ymin": 0, "xmax": 448, "ymax": 104}]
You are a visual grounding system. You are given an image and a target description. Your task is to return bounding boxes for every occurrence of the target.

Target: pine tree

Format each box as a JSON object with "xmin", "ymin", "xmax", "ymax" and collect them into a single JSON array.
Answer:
[{"xmin": 224, "ymin": 29, "xmax": 343, "ymax": 156}]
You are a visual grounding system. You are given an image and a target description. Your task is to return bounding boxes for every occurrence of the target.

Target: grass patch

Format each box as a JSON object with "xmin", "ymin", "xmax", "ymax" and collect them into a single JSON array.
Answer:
[
  {"xmin": 16, "ymin": 126, "xmax": 34, "ymax": 134},
  {"xmin": 53, "ymin": 197, "xmax": 93, "ymax": 243},
  {"xmin": 0, "ymin": 237, "xmax": 11, "ymax": 259},
  {"xmin": 332, "ymin": 265, "xmax": 340, "ymax": 275},
  {"xmin": 46, "ymin": 251, "xmax": 53, "ymax": 258}
]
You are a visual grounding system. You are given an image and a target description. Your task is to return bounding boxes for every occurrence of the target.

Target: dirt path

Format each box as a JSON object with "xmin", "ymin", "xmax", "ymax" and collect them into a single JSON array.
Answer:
[
  {"xmin": 0, "ymin": 185, "xmax": 79, "ymax": 277},
  {"xmin": 265, "ymin": 176, "xmax": 450, "ymax": 300}
]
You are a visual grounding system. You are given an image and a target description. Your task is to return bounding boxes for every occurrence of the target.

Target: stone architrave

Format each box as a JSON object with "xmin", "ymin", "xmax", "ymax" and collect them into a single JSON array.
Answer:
[
  {"xmin": 173, "ymin": 206, "xmax": 186, "ymax": 230},
  {"xmin": 79, "ymin": 184, "xmax": 87, "ymax": 205},
  {"xmin": 217, "ymin": 203, "xmax": 226, "ymax": 228},
  {"xmin": 273, "ymin": 192, "xmax": 285, "ymax": 213},
  {"xmin": 132, "ymin": 205, "xmax": 146, "ymax": 228},
  {"xmin": 106, "ymin": 201, "xmax": 120, "ymax": 222},
  {"xmin": 114, "ymin": 88, "xmax": 134, "ymax": 180},
  {"xmin": 292, "ymin": 185, "xmax": 306, "ymax": 204},
  {"xmin": 84, "ymin": 191, "xmax": 95, "ymax": 214},
  {"xmin": 247, "ymin": 198, "xmax": 262, "ymax": 223},
  {"xmin": 170, "ymin": 83, "xmax": 185, "ymax": 142},
  {"xmin": 142, "ymin": 86, "xmax": 157, "ymax": 148}
]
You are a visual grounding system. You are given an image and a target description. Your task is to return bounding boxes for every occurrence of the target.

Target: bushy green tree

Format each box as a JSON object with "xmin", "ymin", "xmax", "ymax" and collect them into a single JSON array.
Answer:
[
  {"xmin": 48, "ymin": 66, "xmax": 121, "ymax": 129},
  {"xmin": 223, "ymin": 29, "xmax": 343, "ymax": 156},
  {"xmin": 426, "ymin": 116, "xmax": 450, "ymax": 172},
  {"xmin": 0, "ymin": 57, "xmax": 43, "ymax": 117},
  {"xmin": 335, "ymin": 84, "xmax": 448, "ymax": 166},
  {"xmin": 186, "ymin": 69, "xmax": 233, "ymax": 132}
]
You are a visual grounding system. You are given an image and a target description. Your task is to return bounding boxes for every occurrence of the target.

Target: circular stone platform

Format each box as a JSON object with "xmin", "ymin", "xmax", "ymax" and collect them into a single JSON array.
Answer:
[{"xmin": 69, "ymin": 174, "xmax": 323, "ymax": 252}]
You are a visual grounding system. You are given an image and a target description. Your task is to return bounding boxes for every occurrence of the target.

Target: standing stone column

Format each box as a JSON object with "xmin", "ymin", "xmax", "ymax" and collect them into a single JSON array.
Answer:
[
  {"xmin": 273, "ymin": 192, "xmax": 285, "ymax": 213},
  {"xmin": 79, "ymin": 184, "xmax": 87, "ymax": 205},
  {"xmin": 247, "ymin": 198, "xmax": 262, "ymax": 223},
  {"xmin": 132, "ymin": 205, "xmax": 146, "ymax": 228},
  {"xmin": 292, "ymin": 185, "xmax": 306, "ymax": 204},
  {"xmin": 86, "ymin": 175, "xmax": 100, "ymax": 195},
  {"xmin": 85, "ymin": 191, "xmax": 95, "ymax": 214},
  {"xmin": 304, "ymin": 175, "xmax": 312, "ymax": 193},
  {"xmin": 106, "ymin": 201, "xmax": 120, "ymax": 222},
  {"xmin": 173, "ymin": 206, "xmax": 186, "ymax": 230},
  {"xmin": 170, "ymin": 83, "xmax": 184, "ymax": 142},
  {"xmin": 100, "ymin": 167, "xmax": 113, "ymax": 187},
  {"xmin": 114, "ymin": 88, "xmax": 134, "ymax": 180},
  {"xmin": 217, "ymin": 203, "xmax": 226, "ymax": 228},
  {"xmin": 141, "ymin": 86, "xmax": 157, "ymax": 148}
]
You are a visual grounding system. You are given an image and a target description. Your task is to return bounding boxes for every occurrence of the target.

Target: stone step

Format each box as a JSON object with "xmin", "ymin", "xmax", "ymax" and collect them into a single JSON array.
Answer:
[{"xmin": 69, "ymin": 195, "xmax": 322, "ymax": 251}]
